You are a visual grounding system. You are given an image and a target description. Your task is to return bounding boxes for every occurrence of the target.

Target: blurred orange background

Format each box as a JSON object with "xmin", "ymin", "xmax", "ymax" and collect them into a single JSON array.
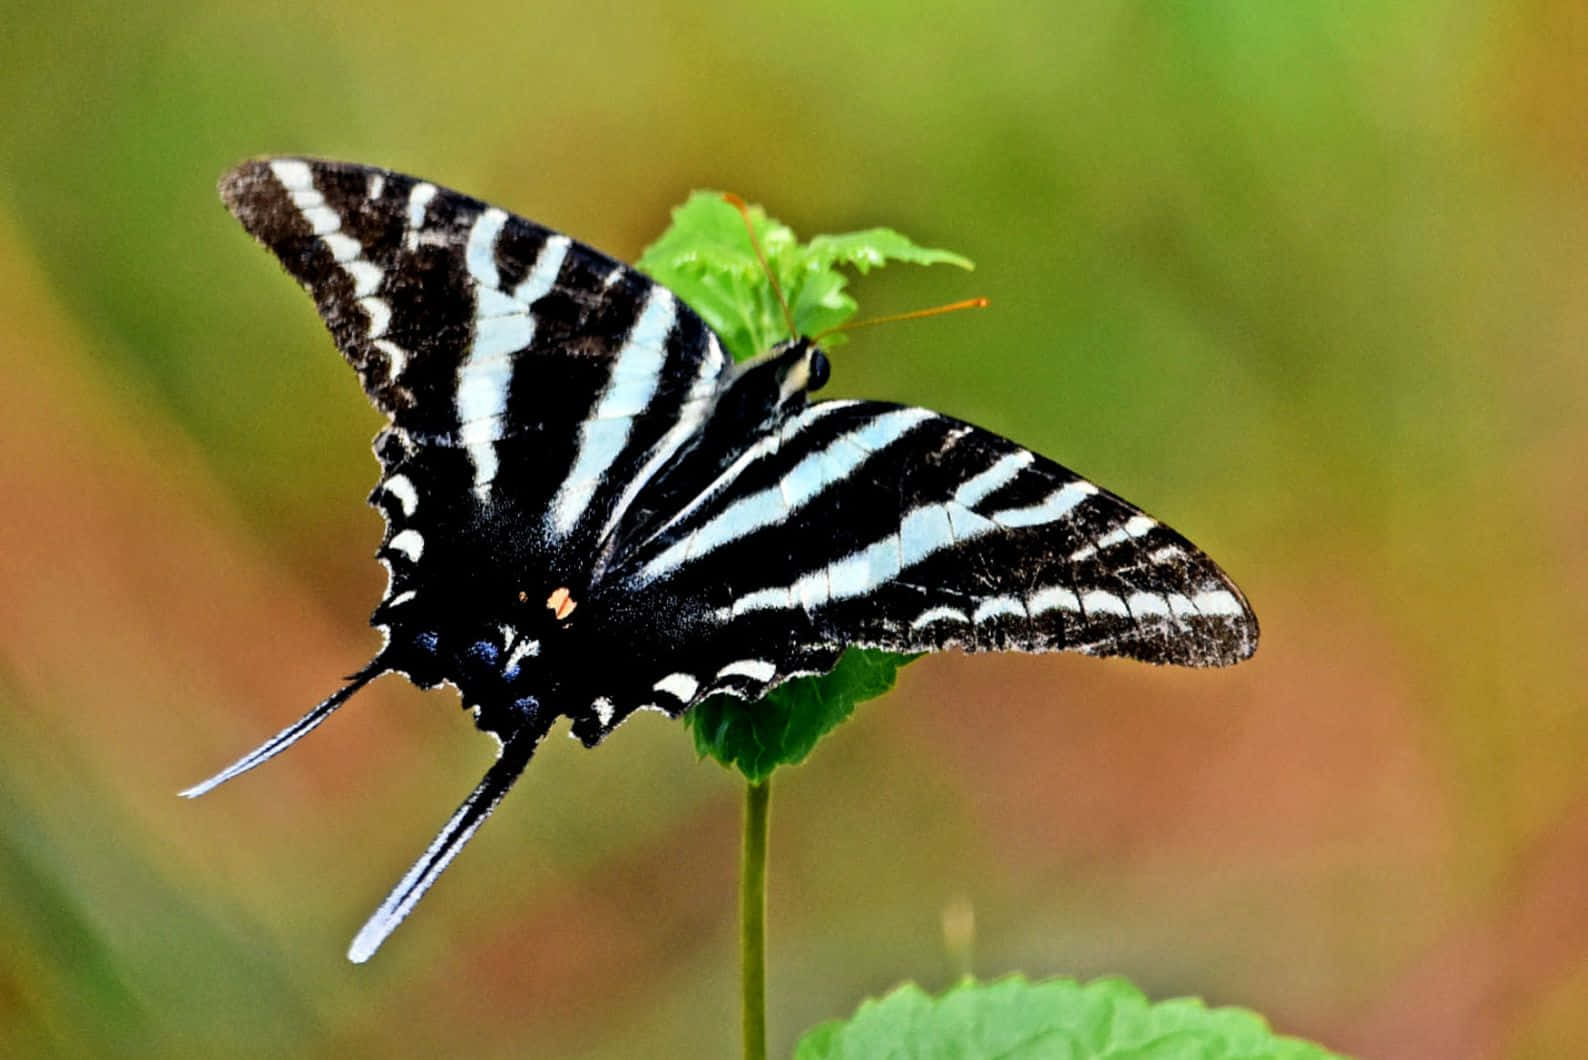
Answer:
[{"xmin": 3, "ymin": 3, "xmax": 1587, "ymax": 1057}]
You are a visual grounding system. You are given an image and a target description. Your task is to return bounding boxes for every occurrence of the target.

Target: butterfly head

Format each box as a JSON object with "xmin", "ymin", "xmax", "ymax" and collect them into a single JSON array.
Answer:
[{"xmin": 766, "ymin": 337, "xmax": 831, "ymax": 397}]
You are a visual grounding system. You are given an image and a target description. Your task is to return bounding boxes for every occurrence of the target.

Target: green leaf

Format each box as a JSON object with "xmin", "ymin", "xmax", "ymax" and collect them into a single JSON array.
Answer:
[
  {"xmin": 635, "ymin": 192, "xmax": 786, "ymax": 361},
  {"xmin": 804, "ymin": 229, "xmax": 974, "ymax": 274},
  {"xmin": 636, "ymin": 191, "xmax": 972, "ymax": 362},
  {"xmin": 640, "ymin": 191, "xmax": 970, "ymax": 782},
  {"xmin": 686, "ymin": 649, "xmax": 915, "ymax": 783},
  {"xmin": 795, "ymin": 976, "xmax": 1350, "ymax": 1060}
]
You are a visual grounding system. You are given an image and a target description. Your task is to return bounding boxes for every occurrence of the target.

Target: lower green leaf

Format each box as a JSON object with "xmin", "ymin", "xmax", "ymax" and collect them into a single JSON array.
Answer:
[
  {"xmin": 795, "ymin": 976, "xmax": 1349, "ymax": 1060},
  {"xmin": 685, "ymin": 648, "xmax": 915, "ymax": 783}
]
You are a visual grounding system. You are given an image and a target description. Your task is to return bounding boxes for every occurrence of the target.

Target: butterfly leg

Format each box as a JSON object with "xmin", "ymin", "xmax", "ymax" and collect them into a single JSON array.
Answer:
[{"xmin": 346, "ymin": 718, "xmax": 549, "ymax": 963}]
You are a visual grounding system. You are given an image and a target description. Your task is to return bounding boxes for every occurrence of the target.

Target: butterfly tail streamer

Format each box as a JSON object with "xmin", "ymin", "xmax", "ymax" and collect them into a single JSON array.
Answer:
[
  {"xmin": 347, "ymin": 722, "xmax": 548, "ymax": 964},
  {"xmin": 179, "ymin": 662, "xmax": 386, "ymax": 799}
]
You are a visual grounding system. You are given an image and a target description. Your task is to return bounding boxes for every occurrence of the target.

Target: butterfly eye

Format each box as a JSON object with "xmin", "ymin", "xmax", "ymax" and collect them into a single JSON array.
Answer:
[{"xmin": 807, "ymin": 348, "xmax": 831, "ymax": 391}]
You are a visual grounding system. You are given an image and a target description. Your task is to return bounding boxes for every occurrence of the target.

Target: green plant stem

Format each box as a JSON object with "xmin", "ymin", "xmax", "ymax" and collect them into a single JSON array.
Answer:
[{"xmin": 741, "ymin": 777, "xmax": 770, "ymax": 1060}]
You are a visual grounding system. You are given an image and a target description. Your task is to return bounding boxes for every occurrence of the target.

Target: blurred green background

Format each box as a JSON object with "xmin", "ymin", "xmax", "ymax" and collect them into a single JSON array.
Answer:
[{"xmin": 3, "ymin": 2, "xmax": 1586, "ymax": 1057}]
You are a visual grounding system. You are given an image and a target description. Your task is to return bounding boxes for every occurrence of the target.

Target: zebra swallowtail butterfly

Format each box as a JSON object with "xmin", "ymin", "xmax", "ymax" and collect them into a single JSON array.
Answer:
[{"xmin": 188, "ymin": 158, "xmax": 1258, "ymax": 962}]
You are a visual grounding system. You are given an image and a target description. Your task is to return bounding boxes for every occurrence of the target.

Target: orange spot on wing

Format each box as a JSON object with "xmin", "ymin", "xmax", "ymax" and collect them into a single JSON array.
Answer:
[{"xmin": 546, "ymin": 586, "xmax": 577, "ymax": 620}]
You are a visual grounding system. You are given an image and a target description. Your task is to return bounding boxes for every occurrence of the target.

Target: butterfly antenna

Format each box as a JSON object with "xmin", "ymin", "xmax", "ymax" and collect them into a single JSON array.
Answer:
[
  {"xmin": 347, "ymin": 722, "xmax": 547, "ymax": 962},
  {"xmin": 724, "ymin": 192, "xmax": 798, "ymax": 340},
  {"xmin": 179, "ymin": 660, "xmax": 386, "ymax": 798},
  {"xmin": 811, "ymin": 297, "xmax": 989, "ymax": 343}
]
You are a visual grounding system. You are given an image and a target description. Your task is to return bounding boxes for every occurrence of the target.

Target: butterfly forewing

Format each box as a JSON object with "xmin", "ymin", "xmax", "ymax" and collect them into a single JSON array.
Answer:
[
  {"xmin": 201, "ymin": 157, "xmax": 1258, "ymax": 962},
  {"xmin": 221, "ymin": 159, "xmax": 731, "ymax": 527},
  {"xmin": 611, "ymin": 402, "xmax": 1255, "ymax": 693}
]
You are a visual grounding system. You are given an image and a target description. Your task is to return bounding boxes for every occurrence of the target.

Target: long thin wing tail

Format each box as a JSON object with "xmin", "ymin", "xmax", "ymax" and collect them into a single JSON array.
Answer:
[
  {"xmin": 179, "ymin": 663, "xmax": 385, "ymax": 799},
  {"xmin": 347, "ymin": 724, "xmax": 546, "ymax": 964}
]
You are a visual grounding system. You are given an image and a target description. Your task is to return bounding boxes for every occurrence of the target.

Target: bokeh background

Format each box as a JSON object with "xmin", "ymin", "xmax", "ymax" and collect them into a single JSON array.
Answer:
[{"xmin": 3, "ymin": 2, "xmax": 1586, "ymax": 1057}]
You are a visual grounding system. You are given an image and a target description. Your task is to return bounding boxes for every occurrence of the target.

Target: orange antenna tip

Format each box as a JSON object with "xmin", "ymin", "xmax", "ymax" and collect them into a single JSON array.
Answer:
[{"xmin": 812, "ymin": 296, "xmax": 989, "ymax": 342}]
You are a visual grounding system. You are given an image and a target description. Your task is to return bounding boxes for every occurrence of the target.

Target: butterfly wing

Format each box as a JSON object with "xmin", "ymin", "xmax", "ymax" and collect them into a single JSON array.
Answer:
[
  {"xmin": 584, "ymin": 400, "xmax": 1255, "ymax": 735},
  {"xmin": 220, "ymin": 158, "xmax": 732, "ymax": 532},
  {"xmin": 205, "ymin": 161, "xmax": 748, "ymax": 962}
]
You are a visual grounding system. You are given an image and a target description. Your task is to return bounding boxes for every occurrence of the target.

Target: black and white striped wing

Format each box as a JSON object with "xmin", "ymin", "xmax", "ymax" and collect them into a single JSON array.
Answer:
[
  {"xmin": 220, "ymin": 158, "xmax": 731, "ymax": 516},
  {"xmin": 609, "ymin": 400, "xmax": 1255, "ymax": 716}
]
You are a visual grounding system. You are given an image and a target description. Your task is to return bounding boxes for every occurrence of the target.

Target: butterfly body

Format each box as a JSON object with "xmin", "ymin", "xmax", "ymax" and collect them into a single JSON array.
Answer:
[{"xmin": 192, "ymin": 158, "xmax": 1257, "ymax": 962}]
